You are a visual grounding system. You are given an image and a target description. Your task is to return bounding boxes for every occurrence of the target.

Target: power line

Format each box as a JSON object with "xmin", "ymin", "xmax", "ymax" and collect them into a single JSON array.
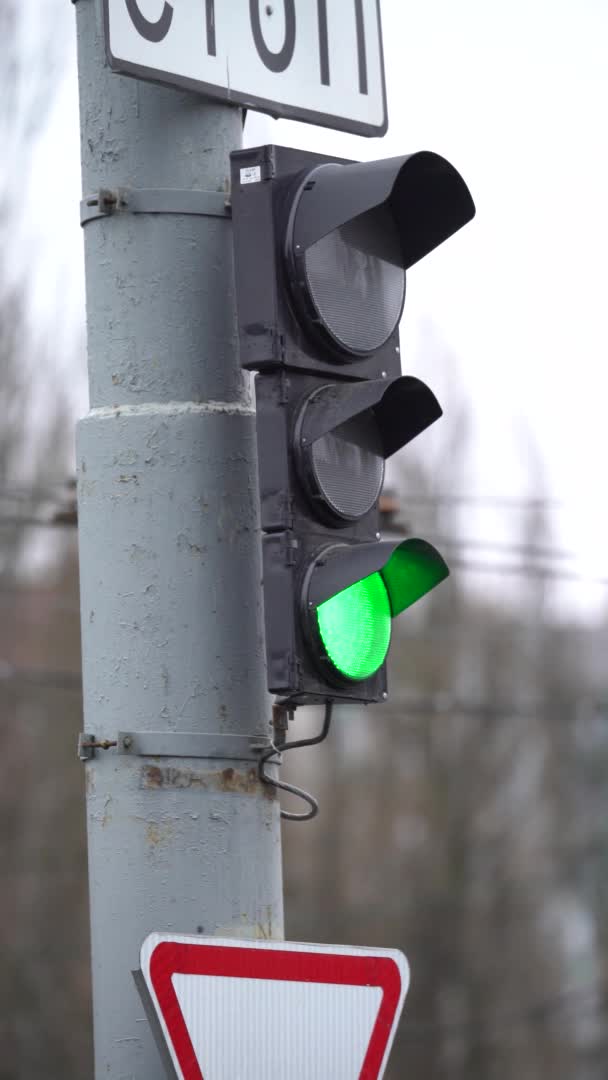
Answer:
[
  {"xmin": 396, "ymin": 494, "xmax": 562, "ymax": 508},
  {"xmin": 403, "ymin": 976, "xmax": 607, "ymax": 1043},
  {"xmin": 0, "ymin": 481, "xmax": 77, "ymax": 528},
  {"xmin": 428, "ymin": 536, "xmax": 577, "ymax": 562},
  {"xmin": 372, "ymin": 695, "xmax": 608, "ymax": 723},
  {"xmin": 380, "ymin": 699, "xmax": 550, "ymax": 720},
  {"xmin": 449, "ymin": 558, "xmax": 608, "ymax": 586},
  {"xmin": 0, "ymin": 513, "xmax": 77, "ymax": 528},
  {"xmin": 0, "ymin": 480, "xmax": 75, "ymax": 500},
  {"xmin": 0, "ymin": 661, "xmax": 81, "ymax": 691}
]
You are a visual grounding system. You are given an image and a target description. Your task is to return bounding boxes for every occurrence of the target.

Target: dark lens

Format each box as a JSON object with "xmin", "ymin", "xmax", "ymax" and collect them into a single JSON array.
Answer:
[
  {"xmin": 311, "ymin": 411, "xmax": 385, "ymax": 519},
  {"xmin": 303, "ymin": 204, "xmax": 406, "ymax": 355}
]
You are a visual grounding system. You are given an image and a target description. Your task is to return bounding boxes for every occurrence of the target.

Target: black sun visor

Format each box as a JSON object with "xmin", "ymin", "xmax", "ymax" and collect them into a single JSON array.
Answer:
[
  {"xmin": 291, "ymin": 151, "xmax": 476, "ymax": 270},
  {"xmin": 297, "ymin": 376, "xmax": 442, "ymax": 460}
]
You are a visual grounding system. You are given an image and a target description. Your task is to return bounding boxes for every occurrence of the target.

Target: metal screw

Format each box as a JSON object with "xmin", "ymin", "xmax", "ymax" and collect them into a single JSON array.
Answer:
[
  {"xmin": 301, "ymin": 437, "xmax": 307, "ymax": 445},
  {"xmin": 381, "ymin": 370, "xmax": 387, "ymax": 378},
  {"xmin": 381, "ymin": 692, "xmax": 388, "ymax": 700},
  {"xmin": 375, "ymin": 531, "xmax": 381, "ymax": 540},
  {"xmin": 79, "ymin": 737, "xmax": 117, "ymax": 752},
  {"xmin": 395, "ymin": 346, "xmax": 400, "ymax": 354},
  {"xmin": 122, "ymin": 735, "xmax": 133, "ymax": 749}
]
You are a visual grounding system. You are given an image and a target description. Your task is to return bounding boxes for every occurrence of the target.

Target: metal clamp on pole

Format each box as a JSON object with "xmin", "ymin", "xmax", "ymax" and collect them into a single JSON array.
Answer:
[
  {"xmin": 117, "ymin": 730, "xmax": 273, "ymax": 762},
  {"xmin": 80, "ymin": 187, "xmax": 231, "ymax": 227},
  {"xmin": 79, "ymin": 730, "xmax": 274, "ymax": 762}
]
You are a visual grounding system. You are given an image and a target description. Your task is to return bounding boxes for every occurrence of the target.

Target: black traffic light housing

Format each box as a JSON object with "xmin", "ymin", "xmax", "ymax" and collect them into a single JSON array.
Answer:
[
  {"xmin": 230, "ymin": 144, "xmax": 475, "ymax": 706},
  {"xmin": 255, "ymin": 370, "xmax": 448, "ymax": 702},
  {"xmin": 231, "ymin": 144, "xmax": 473, "ymax": 377}
]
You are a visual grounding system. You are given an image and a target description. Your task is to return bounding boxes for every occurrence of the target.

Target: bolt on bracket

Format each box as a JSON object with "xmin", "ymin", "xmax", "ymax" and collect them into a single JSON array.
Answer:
[{"xmin": 77, "ymin": 733, "xmax": 118, "ymax": 761}]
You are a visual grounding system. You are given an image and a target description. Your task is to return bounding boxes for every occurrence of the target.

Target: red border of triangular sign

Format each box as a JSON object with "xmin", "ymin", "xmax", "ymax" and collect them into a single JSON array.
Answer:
[{"xmin": 148, "ymin": 940, "xmax": 403, "ymax": 1080}]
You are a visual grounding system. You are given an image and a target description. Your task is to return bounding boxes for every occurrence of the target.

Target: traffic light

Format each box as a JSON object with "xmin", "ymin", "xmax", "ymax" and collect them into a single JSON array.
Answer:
[{"xmin": 230, "ymin": 145, "xmax": 475, "ymax": 705}]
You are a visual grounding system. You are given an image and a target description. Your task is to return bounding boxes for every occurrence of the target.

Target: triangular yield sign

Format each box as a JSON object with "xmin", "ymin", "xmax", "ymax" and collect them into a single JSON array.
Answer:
[{"xmin": 139, "ymin": 933, "xmax": 409, "ymax": 1080}]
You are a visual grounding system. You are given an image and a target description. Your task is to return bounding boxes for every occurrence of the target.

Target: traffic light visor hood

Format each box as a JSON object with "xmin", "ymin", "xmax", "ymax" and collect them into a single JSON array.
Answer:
[
  {"xmin": 297, "ymin": 375, "xmax": 442, "ymax": 461},
  {"xmin": 307, "ymin": 539, "xmax": 450, "ymax": 614},
  {"xmin": 290, "ymin": 151, "xmax": 476, "ymax": 271},
  {"xmin": 295, "ymin": 376, "xmax": 442, "ymax": 525}
]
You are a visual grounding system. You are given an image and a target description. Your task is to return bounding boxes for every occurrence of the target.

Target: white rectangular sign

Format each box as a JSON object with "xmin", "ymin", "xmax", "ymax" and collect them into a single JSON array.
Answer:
[{"xmin": 103, "ymin": 1, "xmax": 388, "ymax": 136}]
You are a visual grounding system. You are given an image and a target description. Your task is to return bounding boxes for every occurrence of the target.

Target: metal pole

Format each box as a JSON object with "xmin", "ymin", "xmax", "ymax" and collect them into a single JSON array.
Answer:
[{"xmin": 73, "ymin": 3, "xmax": 284, "ymax": 1076}]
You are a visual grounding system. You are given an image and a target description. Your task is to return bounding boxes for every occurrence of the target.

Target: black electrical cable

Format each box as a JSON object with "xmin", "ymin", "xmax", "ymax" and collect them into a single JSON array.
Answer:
[{"xmin": 258, "ymin": 700, "xmax": 333, "ymax": 822}]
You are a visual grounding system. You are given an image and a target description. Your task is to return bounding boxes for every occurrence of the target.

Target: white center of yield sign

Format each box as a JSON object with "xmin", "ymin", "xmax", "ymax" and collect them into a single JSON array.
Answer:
[
  {"xmin": 139, "ymin": 933, "xmax": 409, "ymax": 1080},
  {"xmin": 173, "ymin": 974, "xmax": 381, "ymax": 1077}
]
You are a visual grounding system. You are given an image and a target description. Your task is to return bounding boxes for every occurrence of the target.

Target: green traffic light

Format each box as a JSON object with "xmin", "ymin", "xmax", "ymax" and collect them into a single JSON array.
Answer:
[
  {"xmin": 316, "ymin": 571, "xmax": 392, "ymax": 680},
  {"xmin": 313, "ymin": 539, "xmax": 449, "ymax": 682}
]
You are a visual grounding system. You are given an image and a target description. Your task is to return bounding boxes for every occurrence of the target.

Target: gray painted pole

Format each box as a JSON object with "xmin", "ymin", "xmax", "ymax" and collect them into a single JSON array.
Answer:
[{"xmin": 73, "ymin": 3, "xmax": 284, "ymax": 1076}]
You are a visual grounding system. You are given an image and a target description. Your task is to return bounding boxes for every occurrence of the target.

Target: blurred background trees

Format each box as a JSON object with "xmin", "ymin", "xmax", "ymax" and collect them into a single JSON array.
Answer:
[
  {"xmin": 0, "ymin": 2, "xmax": 90, "ymax": 1075},
  {"xmin": 283, "ymin": 456, "xmax": 608, "ymax": 1080},
  {"xmin": 1, "ymin": 3, "xmax": 608, "ymax": 1078}
]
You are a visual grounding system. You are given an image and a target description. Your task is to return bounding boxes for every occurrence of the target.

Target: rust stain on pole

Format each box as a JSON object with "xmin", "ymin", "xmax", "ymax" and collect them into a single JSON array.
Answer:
[{"xmin": 140, "ymin": 764, "xmax": 276, "ymax": 799}]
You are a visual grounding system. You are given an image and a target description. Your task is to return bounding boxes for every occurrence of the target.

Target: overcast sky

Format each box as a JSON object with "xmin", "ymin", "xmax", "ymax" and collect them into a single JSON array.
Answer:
[{"xmin": 21, "ymin": 0, "xmax": 608, "ymax": 622}]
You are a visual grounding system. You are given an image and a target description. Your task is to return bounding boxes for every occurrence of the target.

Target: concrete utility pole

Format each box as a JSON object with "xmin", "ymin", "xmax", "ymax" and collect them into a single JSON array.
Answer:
[{"xmin": 74, "ymin": 2, "xmax": 283, "ymax": 1076}]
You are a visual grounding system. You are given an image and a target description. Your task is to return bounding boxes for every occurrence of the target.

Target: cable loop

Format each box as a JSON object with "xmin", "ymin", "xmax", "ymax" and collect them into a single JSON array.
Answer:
[{"xmin": 258, "ymin": 701, "xmax": 333, "ymax": 822}]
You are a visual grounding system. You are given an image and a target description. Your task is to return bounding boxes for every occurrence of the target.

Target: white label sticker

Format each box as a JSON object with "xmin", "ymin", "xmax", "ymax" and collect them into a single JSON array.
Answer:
[{"xmin": 240, "ymin": 165, "xmax": 262, "ymax": 186}]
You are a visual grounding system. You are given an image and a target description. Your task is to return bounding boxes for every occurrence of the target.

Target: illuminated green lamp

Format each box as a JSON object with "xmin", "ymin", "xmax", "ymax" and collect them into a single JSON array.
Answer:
[
  {"xmin": 316, "ymin": 573, "xmax": 391, "ymax": 680},
  {"xmin": 312, "ymin": 539, "xmax": 449, "ymax": 682}
]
